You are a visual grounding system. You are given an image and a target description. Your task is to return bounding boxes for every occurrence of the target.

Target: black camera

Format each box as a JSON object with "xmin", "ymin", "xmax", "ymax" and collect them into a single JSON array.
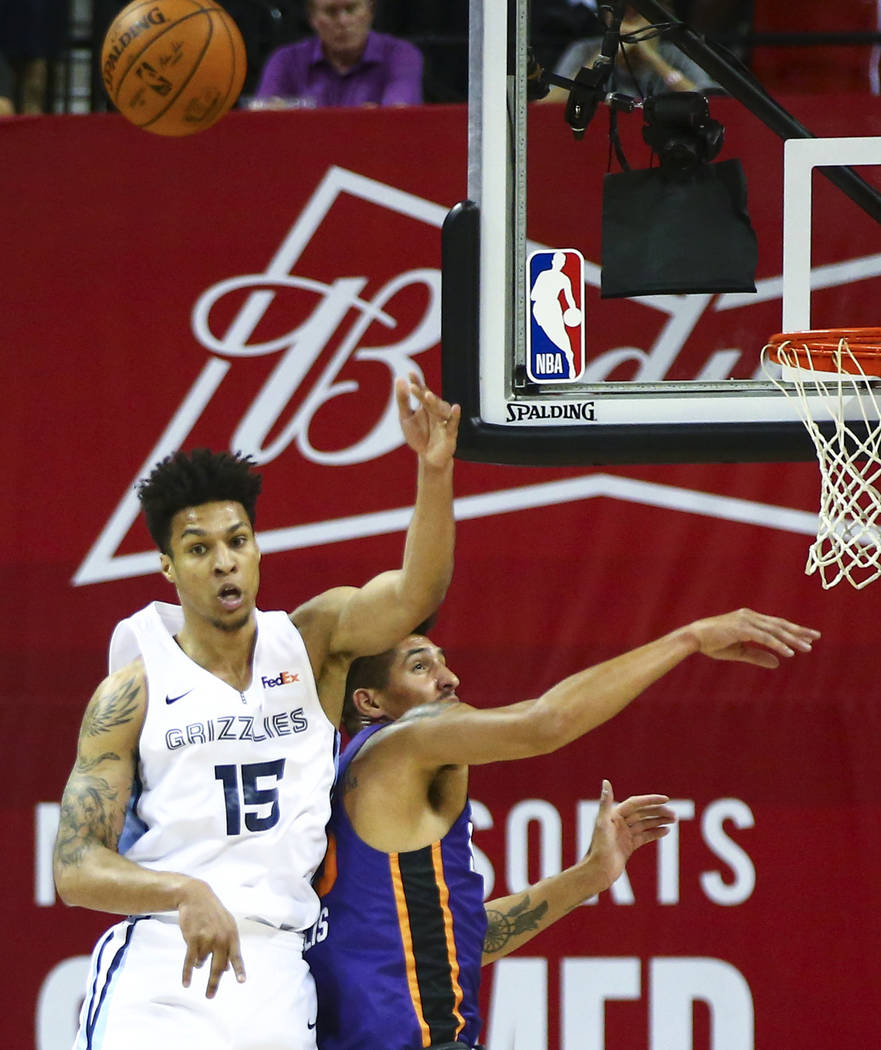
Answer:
[{"xmin": 641, "ymin": 92, "xmax": 724, "ymax": 175}]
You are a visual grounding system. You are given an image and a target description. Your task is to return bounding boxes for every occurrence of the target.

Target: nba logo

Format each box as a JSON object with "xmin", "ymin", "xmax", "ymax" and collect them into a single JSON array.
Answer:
[{"xmin": 526, "ymin": 249, "xmax": 585, "ymax": 383}]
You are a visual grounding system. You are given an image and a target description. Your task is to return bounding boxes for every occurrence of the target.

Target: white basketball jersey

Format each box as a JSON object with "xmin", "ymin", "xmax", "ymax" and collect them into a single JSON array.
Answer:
[{"xmin": 109, "ymin": 601, "xmax": 335, "ymax": 930}]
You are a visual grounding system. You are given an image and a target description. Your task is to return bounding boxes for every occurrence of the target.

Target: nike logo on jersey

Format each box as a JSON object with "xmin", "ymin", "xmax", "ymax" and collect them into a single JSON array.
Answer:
[
  {"xmin": 165, "ymin": 690, "xmax": 193, "ymax": 705},
  {"xmin": 307, "ymin": 1020, "xmax": 317, "ymax": 1030}
]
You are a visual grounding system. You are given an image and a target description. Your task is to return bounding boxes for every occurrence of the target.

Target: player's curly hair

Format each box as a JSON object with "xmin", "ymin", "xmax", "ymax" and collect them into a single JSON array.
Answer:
[
  {"xmin": 137, "ymin": 448, "xmax": 262, "ymax": 554},
  {"xmin": 341, "ymin": 615, "xmax": 437, "ymax": 737}
]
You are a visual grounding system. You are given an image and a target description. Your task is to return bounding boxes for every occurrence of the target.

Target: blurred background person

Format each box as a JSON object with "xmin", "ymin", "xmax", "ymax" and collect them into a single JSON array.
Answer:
[
  {"xmin": 254, "ymin": 0, "xmax": 423, "ymax": 108},
  {"xmin": 0, "ymin": 0, "xmax": 66, "ymax": 113},
  {"xmin": 541, "ymin": 2, "xmax": 720, "ymax": 102},
  {"xmin": 0, "ymin": 47, "xmax": 13, "ymax": 114}
]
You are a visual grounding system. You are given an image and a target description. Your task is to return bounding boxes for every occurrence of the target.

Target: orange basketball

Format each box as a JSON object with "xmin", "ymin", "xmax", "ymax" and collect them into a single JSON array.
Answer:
[{"xmin": 100, "ymin": 0, "xmax": 247, "ymax": 137}]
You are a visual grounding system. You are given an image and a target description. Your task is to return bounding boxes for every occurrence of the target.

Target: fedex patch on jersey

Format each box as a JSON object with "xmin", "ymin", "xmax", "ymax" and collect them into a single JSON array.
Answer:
[{"xmin": 526, "ymin": 248, "xmax": 585, "ymax": 383}]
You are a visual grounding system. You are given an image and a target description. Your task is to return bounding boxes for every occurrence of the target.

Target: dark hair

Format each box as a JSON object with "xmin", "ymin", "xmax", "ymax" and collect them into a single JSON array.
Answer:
[
  {"xmin": 136, "ymin": 448, "xmax": 262, "ymax": 554},
  {"xmin": 340, "ymin": 615, "xmax": 438, "ymax": 736}
]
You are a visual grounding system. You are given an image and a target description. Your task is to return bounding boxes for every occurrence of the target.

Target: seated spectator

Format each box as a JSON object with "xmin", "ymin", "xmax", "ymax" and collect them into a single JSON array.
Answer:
[
  {"xmin": 0, "ymin": 49, "xmax": 13, "ymax": 115},
  {"xmin": 0, "ymin": 0, "xmax": 66, "ymax": 114},
  {"xmin": 254, "ymin": 0, "xmax": 423, "ymax": 108},
  {"xmin": 542, "ymin": 4, "xmax": 718, "ymax": 103}
]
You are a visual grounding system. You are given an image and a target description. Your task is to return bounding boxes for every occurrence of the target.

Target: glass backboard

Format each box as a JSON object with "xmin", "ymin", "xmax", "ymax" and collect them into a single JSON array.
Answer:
[{"xmin": 441, "ymin": 0, "xmax": 881, "ymax": 464}]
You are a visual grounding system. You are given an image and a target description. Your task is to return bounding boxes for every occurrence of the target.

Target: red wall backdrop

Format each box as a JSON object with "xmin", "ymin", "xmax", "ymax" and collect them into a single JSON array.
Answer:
[{"xmin": 3, "ymin": 96, "xmax": 881, "ymax": 1049}]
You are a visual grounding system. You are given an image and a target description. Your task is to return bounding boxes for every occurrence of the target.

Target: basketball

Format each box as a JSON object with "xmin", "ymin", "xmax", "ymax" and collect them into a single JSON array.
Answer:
[
  {"xmin": 100, "ymin": 0, "xmax": 247, "ymax": 137},
  {"xmin": 563, "ymin": 307, "xmax": 582, "ymax": 327}
]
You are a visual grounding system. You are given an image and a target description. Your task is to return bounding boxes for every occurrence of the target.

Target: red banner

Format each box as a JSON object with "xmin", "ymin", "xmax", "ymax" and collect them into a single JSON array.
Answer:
[{"xmin": 4, "ymin": 98, "xmax": 881, "ymax": 1049}]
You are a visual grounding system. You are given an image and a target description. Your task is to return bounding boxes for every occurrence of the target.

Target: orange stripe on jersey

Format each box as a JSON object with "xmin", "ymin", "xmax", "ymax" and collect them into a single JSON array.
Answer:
[
  {"xmin": 431, "ymin": 841, "xmax": 466, "ymax": 1040},
  {"xmin": 313, "ymin": 832, "xmax": 338, "ymax": 897},
  {"xmin": 390, "ymin": 853, "xmax": 432, "ymax": 1048}
]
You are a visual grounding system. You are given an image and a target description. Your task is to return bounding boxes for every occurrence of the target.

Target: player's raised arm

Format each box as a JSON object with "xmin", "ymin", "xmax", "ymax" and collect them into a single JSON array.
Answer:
[{"xmin": 294, "ymin": 375, "xmax": 459, "ymax": 723}]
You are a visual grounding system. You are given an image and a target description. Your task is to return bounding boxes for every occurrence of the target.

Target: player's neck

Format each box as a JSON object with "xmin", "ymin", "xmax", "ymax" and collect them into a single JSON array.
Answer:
[{"xmin": 175, "ymin": 616, "xmax": 257, "ymax": 692}]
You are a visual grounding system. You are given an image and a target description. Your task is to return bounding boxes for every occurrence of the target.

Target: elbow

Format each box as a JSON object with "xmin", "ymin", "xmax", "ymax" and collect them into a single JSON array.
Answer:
[
  {"xmin": 53, "ymin": 850, "xmax": 96, "ymax": 909},
  {"xmin": 525, "ymin": 705, "xmax": 572, "ymax": 757},
  {"xmin": 53, "ymin": 861, "xmax": 79, "ymax": 907},
  {"xmin": 407, "ymin": 579, "xmax": 453, "ymax": 634}
]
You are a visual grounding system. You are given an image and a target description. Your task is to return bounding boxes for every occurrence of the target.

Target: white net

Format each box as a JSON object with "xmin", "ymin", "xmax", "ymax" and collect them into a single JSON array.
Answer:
[{"xmin": 762, "ymin": 335, "xmax": 881, "ymax": 589}]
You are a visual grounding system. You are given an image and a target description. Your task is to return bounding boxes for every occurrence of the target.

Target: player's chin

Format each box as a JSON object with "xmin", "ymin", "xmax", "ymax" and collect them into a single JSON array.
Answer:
[{"xmin": 212, "ymin": 608, "xmax": 253, "ymax": 633}]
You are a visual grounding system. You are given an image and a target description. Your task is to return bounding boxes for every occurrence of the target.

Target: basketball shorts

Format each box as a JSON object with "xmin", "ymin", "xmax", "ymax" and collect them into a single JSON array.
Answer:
[{"xmin": 73, "ymin": 915, "xmax": 317, "ymax": 1050}]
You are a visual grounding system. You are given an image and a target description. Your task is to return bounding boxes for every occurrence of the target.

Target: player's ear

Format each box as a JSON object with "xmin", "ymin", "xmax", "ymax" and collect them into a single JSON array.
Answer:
[
  {"xmin": 352, "ymin": 687, "xmax": 384, "ymax": 720},
  {"xmin": 159, "ymin": 552, "xmax": 175, "ymax": 585}
]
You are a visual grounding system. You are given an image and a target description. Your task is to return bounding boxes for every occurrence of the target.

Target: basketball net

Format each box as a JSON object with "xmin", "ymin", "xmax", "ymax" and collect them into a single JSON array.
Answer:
[{"xmin": 762, "ymin": 330, "xmax": 881, "ymax": 589}]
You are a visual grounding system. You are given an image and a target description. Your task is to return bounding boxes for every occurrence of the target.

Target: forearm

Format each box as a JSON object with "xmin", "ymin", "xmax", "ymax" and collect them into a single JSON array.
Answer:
[
  {"xmin": 528, "ymin": 625, "xmax": 698, "ymax": 752},
  {"xmin": 54, "ymin": 842, "xmax": 202, "ymax": 916},
  {"xmin": 482, "ymin": 858, "xmax": 608, "ymax": 964},
  {"xmin": 311, "ymin": 458, "xmax": 455, "ymax": 664},
  {"xmin": 398, "ymin": 457, "xmax": 455, "ymax": 617}
]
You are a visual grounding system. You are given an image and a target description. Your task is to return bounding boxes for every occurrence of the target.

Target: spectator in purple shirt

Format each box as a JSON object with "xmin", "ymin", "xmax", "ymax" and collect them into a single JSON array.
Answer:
[{"xmin": 255, "ymin": 0, "xmax": 423, "ymax": 108}]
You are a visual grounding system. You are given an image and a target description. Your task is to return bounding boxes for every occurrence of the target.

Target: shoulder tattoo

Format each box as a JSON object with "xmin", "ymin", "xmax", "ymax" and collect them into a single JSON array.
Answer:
[
  {"xmin": 340, "ymin": 767, "xmax": 359, "ymax": 796},
  {"xmin": 81, "ymin": 675, "xmax": 141, "ymax": 739}
]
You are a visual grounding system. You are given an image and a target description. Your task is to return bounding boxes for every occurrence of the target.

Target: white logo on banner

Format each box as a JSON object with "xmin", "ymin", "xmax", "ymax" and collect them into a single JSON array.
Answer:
[{"xmin": 74, "ymin": 166, "xmax": 881, "ymax": 586}]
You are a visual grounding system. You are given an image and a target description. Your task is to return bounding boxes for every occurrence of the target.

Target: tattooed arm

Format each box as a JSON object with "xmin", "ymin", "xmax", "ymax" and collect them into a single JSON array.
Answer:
[
  {"xmin": 481, "ymin": 781, "xmax": 675, "ymax": 964},
  {"xmin": 53, "ymin": 663, "xmax": 245, "ymax": 997}
]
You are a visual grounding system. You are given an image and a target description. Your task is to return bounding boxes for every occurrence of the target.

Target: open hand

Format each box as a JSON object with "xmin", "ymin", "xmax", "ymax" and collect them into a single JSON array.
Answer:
[
  {"xmin": 396, "ymin": 372, "xmax": 460, "ymax": 468},
  {"xmin": 587, "ymin": 779, "xmax": 675, "ymax": 891},
  {"xmin": 688, "ymin": 608, "xmax": 820, "ymax": 668}
]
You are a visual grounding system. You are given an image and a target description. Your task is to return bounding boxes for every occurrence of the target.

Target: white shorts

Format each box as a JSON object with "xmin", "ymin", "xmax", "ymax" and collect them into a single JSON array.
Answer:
[{"xmin": 73, "ymin": 915, "xmax": 317, "ymax": 1050}]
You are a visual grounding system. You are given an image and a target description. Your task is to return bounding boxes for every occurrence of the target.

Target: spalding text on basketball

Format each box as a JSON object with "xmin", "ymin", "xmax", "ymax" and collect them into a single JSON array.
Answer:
[{"xmin": 102, "ymin": 7, "xmax": 169, "ymax": 91}]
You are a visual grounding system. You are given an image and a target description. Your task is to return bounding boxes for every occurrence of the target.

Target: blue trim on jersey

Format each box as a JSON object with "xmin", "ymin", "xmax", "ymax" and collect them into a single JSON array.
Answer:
[
  {"xmin": 117, "ymin": 769, "xmax": 147, "ymax": 854},
  {"xmin": 83, "ymin": 917, "xmax": 142, "ymax": 1049}
]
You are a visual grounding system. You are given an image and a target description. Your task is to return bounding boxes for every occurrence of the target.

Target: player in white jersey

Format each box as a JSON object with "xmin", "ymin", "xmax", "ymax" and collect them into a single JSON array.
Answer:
[{"xmin": 53, "ymin": 375, "xmax": 460, "ymax": 1050}]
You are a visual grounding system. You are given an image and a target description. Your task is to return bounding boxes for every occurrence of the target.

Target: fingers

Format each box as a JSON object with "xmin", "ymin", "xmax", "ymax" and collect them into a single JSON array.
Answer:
[
  {"xmin": 395, "ymin": 375, "xmax": 415, "ymax": 419},
  {"xmin": 742, "ymin": 611, "xmax": 819, "ymax": 655},
  {"xmin": 204, "ymin": 951, "xmax": 228, "ymax": 1000},
  {"xmin": 613, "ymin": 792, "xmax": 670, "ymax": 818},
  {"xmin": 397, "ymin": 373, "xmax": 459, "ymax": 424},
  {"xmin": 697, "ymin": 609, "xmax": 820, "ymax": 666},
  {"xmin": 614, "ymin": 796, "xmax": 676, "ymax": 838},
  {"xmin": 182, "ymin": 944, "xmax": 246, "ymax": 998},
  {"xmin": 204, "ymin": 938, "xmax": 244, "ymax": 999},
  {"xmin": 182, "ymin": 945, "xmax": 198, "ymax": 989},
  {"xmin": 229, "ymin": 945, "xmax": 247, "ymax": 986}
]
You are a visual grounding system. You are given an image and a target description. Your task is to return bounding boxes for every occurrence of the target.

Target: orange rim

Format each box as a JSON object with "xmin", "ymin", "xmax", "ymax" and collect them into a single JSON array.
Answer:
[{"xmin": 766, "ymin": 329, "xmax": 881, "ymax": 375}]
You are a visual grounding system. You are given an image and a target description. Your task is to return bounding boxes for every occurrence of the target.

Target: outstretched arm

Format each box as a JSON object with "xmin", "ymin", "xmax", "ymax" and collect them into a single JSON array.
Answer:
[
  {"xmin": 295, "ymin": 375, "xmax": 460, "ymax": 723},
  {"xmin": 385, "ymin": 608, "xmax": 821, "ymax": 768},
  {"xmin": 53, "ymin": 668, "xmax": 245, "ymax": 998},
  {"xmin": 481, "ymin": 780, "xmax": 674, "ymax": 964}
]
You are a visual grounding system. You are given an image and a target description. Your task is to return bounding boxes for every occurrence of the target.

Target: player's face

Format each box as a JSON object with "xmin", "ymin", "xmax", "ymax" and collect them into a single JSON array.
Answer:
[
  {"xmin": 309, "ymin": 0, "xmax": 373, "ymax": 60},
  {"xmin": 160, "ymin": 501, "xmax": 261, "ymax": 633},
  {"xmin": 379, "ymin": 635, "xmax": 460, "ymax": 719}
]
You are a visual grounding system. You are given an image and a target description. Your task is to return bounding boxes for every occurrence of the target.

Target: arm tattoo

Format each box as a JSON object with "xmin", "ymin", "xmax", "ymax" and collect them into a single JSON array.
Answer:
[
  {"xmin": 55, "ymin": 677, "xmax": 141, "ymax": 866},
  {"xmin": 339, "ymin": 767, "xmax": 358, "ymax": 797},
  {"xmin": 54, "ymin": 773, "xmax": 124, "ymax": 865},
  {"xmin": 80, "ymin": 676, "xmax": 140, "ymax": 738},
  {"xmin": 483, "ymin": 894, "xmax": 549, "ymax": 954}
]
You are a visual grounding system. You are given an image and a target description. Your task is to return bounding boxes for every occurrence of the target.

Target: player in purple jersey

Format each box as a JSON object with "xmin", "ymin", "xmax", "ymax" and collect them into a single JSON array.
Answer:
[{"xmin": 307, "ymin": 607, "xmax": 819, "ymax": 1049}]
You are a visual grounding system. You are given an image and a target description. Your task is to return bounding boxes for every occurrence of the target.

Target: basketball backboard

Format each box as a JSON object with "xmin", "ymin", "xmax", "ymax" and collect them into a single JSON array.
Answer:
[{"xmin": 441, "ymin": 0, "xmax": 881, "ymax": 465}]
